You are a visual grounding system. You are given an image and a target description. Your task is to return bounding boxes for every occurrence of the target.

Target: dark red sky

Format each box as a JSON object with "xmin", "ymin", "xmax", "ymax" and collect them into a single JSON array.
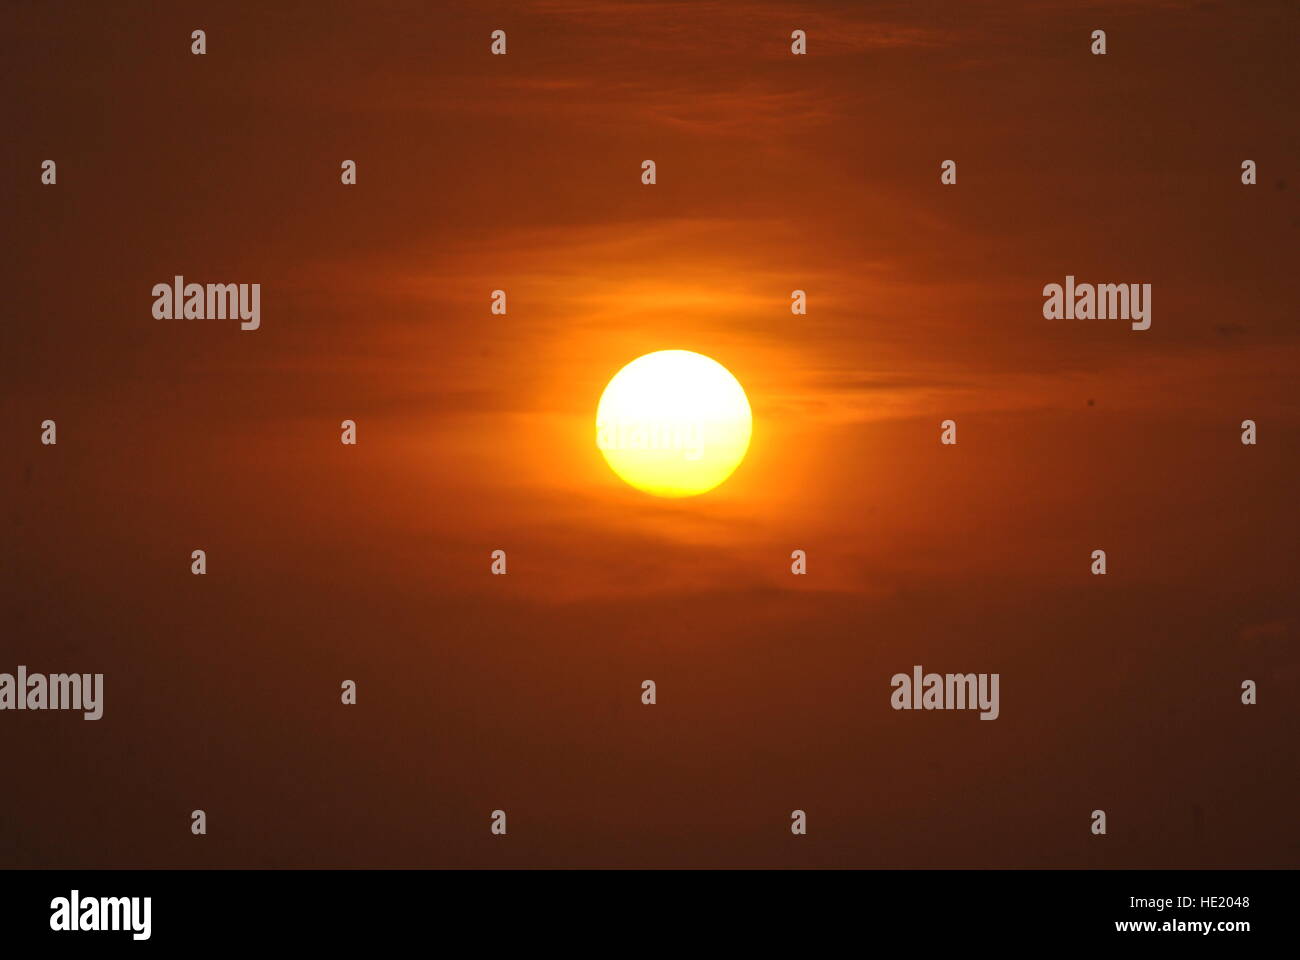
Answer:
[{"xmin": 2, "ymin": 0, "xmax": 1297, "ymax": 867}]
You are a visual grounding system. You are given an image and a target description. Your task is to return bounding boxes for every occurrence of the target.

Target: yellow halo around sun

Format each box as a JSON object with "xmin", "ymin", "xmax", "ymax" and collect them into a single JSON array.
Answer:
[{"xmin": 596, "ymin": 350, "xmax": 752, "ymax": 498}]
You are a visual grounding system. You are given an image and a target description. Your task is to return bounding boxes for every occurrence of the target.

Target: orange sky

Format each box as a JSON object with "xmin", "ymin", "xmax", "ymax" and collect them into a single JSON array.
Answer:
[{"xmin": 2, "ymin": 0, "xmax": 1297, "ymax": 867}]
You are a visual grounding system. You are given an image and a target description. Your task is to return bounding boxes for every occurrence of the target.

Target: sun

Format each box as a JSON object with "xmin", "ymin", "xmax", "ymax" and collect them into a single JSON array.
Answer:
[{"xmin": 596, "ymin": 350, "xmax": 752, "ymax": 498}]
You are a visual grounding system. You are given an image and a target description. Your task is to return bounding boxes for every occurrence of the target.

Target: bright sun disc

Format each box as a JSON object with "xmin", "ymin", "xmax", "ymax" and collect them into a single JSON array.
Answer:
[{"xmin": 596, "ymin": 350, "xmax": 752, "ymax": 498}]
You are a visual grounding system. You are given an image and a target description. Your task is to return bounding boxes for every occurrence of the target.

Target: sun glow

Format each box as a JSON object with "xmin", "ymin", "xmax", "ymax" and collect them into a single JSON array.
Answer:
[{"xmin": 596, "ymin": 350, "xmax": 752, "ymax": 498}]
